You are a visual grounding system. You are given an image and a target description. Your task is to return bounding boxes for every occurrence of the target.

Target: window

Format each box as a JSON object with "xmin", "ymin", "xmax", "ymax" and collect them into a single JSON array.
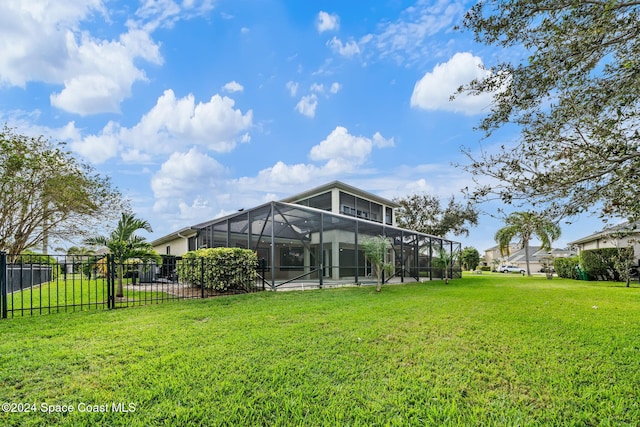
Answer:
[
  {"xmin": 166, "ymin": 245, "xmax": 171, "ymax": 255},
  {"xmin": 296, "ymin": 191, "xmax": 332, "ymax": 211},
  {"xmin": 340, "ymin": 191, "xmax": 384, "ymax": 223},
  {"xmin": 307, "ymin": 192, "xmax": 332, "ymax": 211},
  {"xmin": 280, "ymin": 247, "xmax": 304, "ymax": 271},
  {"xmin": 343, "ymin": 205, "xmax": 356, "ymax": 216},
  {"xmin": 188, "ymin": 236, "xmax": 197, "ymax": 251}
]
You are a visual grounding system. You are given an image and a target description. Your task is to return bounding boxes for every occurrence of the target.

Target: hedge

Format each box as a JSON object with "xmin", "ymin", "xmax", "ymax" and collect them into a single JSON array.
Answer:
[
  {"xmin": 176, "ymin": 248, "xmax": 258, "ymax": 292},
  {"xmin": 554, "ymin": 257, "xmax": 580, "ymax": 280},
  {"xmin": 579, "ymin": 248, "xmax": 634, "ymax": 281}
]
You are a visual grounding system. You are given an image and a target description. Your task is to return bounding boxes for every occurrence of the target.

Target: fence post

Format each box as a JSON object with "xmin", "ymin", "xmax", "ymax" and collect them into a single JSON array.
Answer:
[
  {"xmin": 1, "ymin": 251, "xmax": 7, "ymax": 319},
  {"xmin": 107, "ymin": 254, "xmax": 114, "ymax": 309},
  {"xmin": 200, "ymin": 257, "xmax": 205, "ymax": 299}
]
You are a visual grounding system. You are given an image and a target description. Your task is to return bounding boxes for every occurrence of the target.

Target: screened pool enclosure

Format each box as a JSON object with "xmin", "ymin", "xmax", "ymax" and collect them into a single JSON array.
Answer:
[{"xmin": 193, "ymin": 201, "xmax": 461, "ymax": 290}]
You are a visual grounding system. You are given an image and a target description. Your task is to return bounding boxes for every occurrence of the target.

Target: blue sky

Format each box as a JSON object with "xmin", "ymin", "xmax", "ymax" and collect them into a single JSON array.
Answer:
[{"xmin": 1, "ymin": 0, "xmax": 606, "ymax": 252}]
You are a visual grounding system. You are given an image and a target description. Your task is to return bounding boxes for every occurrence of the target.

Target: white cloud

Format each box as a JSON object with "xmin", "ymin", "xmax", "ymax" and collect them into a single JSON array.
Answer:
[
  {"xmin": 0, "ymin": 1, "xmax": 102, "ymax": 86},
  {"xmin": 309, "ymin": 126, "xmax": 394, "ymax": 169},
  {"xmin": 328, "ymin": 37, "xmax": 360, "ymax": 57},
  {"xmin": 372, "ymin": 131, "xmax": 395, "ymax": 148},
  {"xmin": 329, "ymin": 82, "xmax": 341, "ymax": 94},
  {"xmin": 0, "ymin": 2, "xmax": 162, "ymax": 115},
  {"xmin": 70, "ymin": 121, "xmax": 121, "ymax": 164},
  {"xmin": 322, "ymin": 0, "xmax": 465, "ymax": 66},
  {"xmin": 222, "ymin": 80, "xmax": 244, "ymax": 93},
  {"xmin": 50, "ymin": 28, "xmax": 162, "ymax": 115},
  {"xmin": 372, "ymin": 0, "xmax": 466, "ymax": 65},
  {"xmin": 151, "ymin": 147, "xmax": 225, "ymax": 200},
  {"xmin": 295, "ymin": 94, "xmax": 318, "ymax": 118},
  {"xmin": 0, "ymin": 0, "xmax": 221, "ymax": 115},
  {"xmin": 71, "ymin": 89, "xmax": 252, "ymax": 163},
  {"xmin": 229, "ymin": 127, "xmax": 395, "ymax": 196},
  {"xmin": 411, "ymin": 52, "xmax": 494, "ymax": 115},
  {"xmin": 135, "ymin": 0, "xmax": 216, "ymax": 31},
  {"xmin": 125, "ymin": 89, "xmax": 252, "ymax": 153},
  {"xmin": 310, "ymin": 83, "xmax": 324, "ymax": 93},
  {"xmin": 257, "ymin": 161, "xmax": 320, "ymax": 185},
  {"xmin": 121, "ymin": 148, "xmax": 153, "ymax": 163},
  {"xmin": 286, "ymin": 81, "xmax": 299, "ymax": 97},
  {"xmin": 316, "ymin": 11, "xmax": 339, "ymax": 33}
]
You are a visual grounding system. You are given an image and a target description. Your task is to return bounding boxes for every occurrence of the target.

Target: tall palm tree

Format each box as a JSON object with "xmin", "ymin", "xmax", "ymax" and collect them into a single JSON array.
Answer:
[
  {"xmin": 495, "ymin": 211, "xmax": 561, "ymax": 276},
  {"xmin": 84, "ymin": 213, "xmax": 159, "ymax": 297}
]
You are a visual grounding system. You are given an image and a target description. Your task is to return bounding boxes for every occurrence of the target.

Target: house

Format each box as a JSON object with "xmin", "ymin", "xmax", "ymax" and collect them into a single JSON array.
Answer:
[
  {"xmin": 483, "ymin": 244, "xmax": 520, "ymax": 269},
  {"xmin": 151, "ymin": 181, "xmax": 462, "ymax": 289},
  {"xmin": 568, "ymin": 221, "xmax": 640, "ymax": 261},
  {"xmin": 484, "ymin": 245, "xmax": 576, "ymax": 273}
]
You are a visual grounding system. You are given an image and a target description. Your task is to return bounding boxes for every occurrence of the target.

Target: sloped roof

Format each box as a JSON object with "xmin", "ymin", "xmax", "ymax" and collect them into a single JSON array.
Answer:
[
  {"xmin": 498, "ymin": 246, "xmax": 576, "ymax": 263},
  {"xmin": 150, "ymin": 226, "xmax": 198, "ymax": 246},
  {"xmin": 505, "ymin": 246, "xmax": 542, "ymax": 263},
  {"xmin": 568, "ymin": 221, "xmax": 639, "ymax": 246}
]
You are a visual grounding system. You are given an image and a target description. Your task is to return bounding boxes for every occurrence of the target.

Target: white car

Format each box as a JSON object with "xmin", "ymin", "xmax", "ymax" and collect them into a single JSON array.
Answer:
[{"xmin": 499, "ymin": 265, "xmax": 526, "ymax": 274}]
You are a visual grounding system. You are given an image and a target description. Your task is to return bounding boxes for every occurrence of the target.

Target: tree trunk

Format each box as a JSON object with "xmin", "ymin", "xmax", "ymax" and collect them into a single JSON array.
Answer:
[
  {"xmin": 375, "ymin": 265, "xmax": 382, "ymax": 292},
  {"xmin": 117, "ymin": 264, "xmax": 124, "ymax": 297},
  {"xmin": 524, "ymin": 243, "xmax": 531, "ymax": 276},
  {"xmin": 444, "ymin": 263, "xmax": 449, "ymax": 284}
]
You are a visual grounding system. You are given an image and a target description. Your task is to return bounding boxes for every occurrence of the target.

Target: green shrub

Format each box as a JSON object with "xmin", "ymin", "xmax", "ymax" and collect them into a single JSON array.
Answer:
[
  {"xmin": 480, "ymin": 266, "xmax": 491, "ymax": 272},
  {"xmin": 554, "ymin": 257, "xmax": 580, "ymax": 279},
  {"xmin": 13, "ymin": 250, "xmax": 60, "ymax": 278},
  {"xmin": 580, "ymin": 248, "xmax": 634, "ymax": 281},
  {"xmin": 177, "ymin": 248, "xmax": 257, "ymax": 292}
]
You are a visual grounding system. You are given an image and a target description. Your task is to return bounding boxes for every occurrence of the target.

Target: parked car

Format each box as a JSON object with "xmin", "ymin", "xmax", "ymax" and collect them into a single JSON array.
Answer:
[{"xmin": 499, "ymin": 265, "xmax": 526, "ymax": 274}]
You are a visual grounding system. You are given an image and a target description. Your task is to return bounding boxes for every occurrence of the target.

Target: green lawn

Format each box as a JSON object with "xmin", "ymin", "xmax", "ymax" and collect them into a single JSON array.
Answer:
[
  {"xmin": 5, "ymin": 276, "xmax": 172, "ymax": 315},
  {"xmin": 1, "ymin": 274, "xmax": 638, "ymax": 426}
]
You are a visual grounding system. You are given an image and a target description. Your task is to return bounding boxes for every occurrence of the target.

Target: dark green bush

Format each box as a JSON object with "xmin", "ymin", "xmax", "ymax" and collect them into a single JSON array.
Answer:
[
  {"xmin": 554, "ymin": 257, "xmax": 580, "ymax": 279},
  {"xmin": 480, "ymin": 266, "xmax": 491, "ymax": 272},
  {"xmin": 13, "ymin": 250, "xmax": 60, "ymax": 278},
  {"xmin": 177, "ymin": 248, "xmax": 257, "ymax": 292},
  {"xmin": 580, "ymin": 248, "xmax": 634, "ymax": 281}
]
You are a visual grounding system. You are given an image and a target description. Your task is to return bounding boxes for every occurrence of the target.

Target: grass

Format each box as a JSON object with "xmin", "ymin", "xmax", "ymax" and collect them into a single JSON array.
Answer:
[
  {"xmin": 0, "ymin": 274, "xmax": 639, "ymax": 426},
  {"xmin": 5, "ymin": 276, "xmax": 171, "ymax": 316},
  {"xmin": 5, "ymin": 276, "xmax": 109, "ymax": 314}
]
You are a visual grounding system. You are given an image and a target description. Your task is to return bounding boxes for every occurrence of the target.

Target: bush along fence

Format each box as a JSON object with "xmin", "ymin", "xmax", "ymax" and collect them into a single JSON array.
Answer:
[{"xmin": 0, "ymin": 250, "xmax": 263, "ymax": 319}]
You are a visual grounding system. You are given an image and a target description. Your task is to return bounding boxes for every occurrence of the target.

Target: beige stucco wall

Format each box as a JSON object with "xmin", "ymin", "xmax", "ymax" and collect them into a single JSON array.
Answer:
[
  {"xmin": 574, "ymin": 235, "xmax": 640, "ymax": 260},
  {"xmin": 153, "ymin": 237, "xmax": 189, "ymax": 257}
]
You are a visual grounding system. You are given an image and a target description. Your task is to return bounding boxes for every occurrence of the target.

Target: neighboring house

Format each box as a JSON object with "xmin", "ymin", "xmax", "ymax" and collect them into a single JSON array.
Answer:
[
  {"xmin": 484, "ymin": 245, "xmax": 576, "ymax": 272},
  {"xmin": 569, "ymin": 221, "xmax": 640, "ymax": 261},
  {"xmin": 151, "ymin": 181, "xmax": 462, "ymax": 289},
  {"xmin": 484, "ymin": 244, "xmax": 520, "ymax": 269},
  {"xmin": 152, "ymin": 226, "xmax": 198, "ymax": 256}
]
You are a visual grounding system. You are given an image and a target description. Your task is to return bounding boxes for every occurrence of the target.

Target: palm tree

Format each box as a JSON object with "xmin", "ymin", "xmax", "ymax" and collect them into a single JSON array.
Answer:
[
  {"xmin": 495, "ymin": 211, "xmax": 561, "ymax": 276},
  {"xmin": 360, "ymin": 235, "xmax": 393, "ymax": 292},
  {"xmin": 433, "ymin": 245, "xmax": 459, "ymax": 284},
  {"xmin": 54, "ymin": 245, "xmax": 96, "ymax": 277},
  {"xmin": 67, "ymin": 246, "xmax": 96, "ymax": 277},
  {"xmin": 84, "ymin": 213, "xmax": 159, "ymax": 297}
]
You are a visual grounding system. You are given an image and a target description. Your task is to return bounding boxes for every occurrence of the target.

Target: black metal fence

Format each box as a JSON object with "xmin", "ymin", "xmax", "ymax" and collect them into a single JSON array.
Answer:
[{"xmin": 0, "ymin": 252, "xmax": 264, "ymax": 319}]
